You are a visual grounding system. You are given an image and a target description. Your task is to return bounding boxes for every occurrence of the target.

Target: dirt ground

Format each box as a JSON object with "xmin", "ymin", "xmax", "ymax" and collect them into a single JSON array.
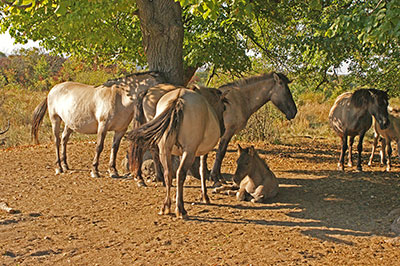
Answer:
[{"xmin": 1, "ymin": 137, "xmax": 400, "ymax": 265}]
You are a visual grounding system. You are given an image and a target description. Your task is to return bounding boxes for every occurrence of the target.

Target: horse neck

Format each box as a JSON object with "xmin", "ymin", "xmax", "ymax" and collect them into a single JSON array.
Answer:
[
  {"xmin": 239, "ymin": 78, "xmax": 275, "ymax": 114},
  {"xmin": 248, "ymin": 154, "xmax": 267, "ymax": 184}
]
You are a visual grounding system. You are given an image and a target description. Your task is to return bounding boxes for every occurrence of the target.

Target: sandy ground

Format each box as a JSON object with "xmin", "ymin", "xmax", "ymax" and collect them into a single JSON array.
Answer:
[{"xmin": 1, "ymin": 138, "xmax": 400, "ymax": 265}]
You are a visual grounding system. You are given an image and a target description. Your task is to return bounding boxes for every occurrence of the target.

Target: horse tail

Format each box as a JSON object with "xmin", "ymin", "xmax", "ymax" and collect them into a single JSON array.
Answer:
[
  {"xmin": 127, "ymin": 94, "xmax": 184, "ymax": 174},
  {"xmin": 31, "ymin": 97, "xmax": 48, "ymax": 144}
]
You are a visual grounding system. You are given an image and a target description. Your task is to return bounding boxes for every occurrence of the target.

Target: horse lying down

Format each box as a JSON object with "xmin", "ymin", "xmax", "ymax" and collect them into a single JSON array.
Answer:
[{"xmin": 213, "ymin": 144, "xmax": 278, "ymax": 203}]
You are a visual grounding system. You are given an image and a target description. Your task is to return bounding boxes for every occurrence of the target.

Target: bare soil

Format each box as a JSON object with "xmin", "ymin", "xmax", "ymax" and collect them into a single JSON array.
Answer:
[{"xmin": 1, "ymin": 138, "xmax": 400, "ymax": 265}]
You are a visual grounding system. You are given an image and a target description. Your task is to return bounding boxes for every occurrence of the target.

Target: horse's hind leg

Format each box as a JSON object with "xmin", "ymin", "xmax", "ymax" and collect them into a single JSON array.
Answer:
[
  {"xmin": 150, "ymin": 146, "xmax": 164, "ymax": 183},
  {"xmin": 368, "ymin": 132, "xmax": 379, "ymax": 166},
  {"xmin": 348, "ymin": 136, "xmax": 355, "ymax": 167},
  {"xmin": 386, "ymin": 139, "xmax": 392, "ymax": 171},
  {"xmin": 200, "ymin": 154, "xmax": 210, "ymax": 204},
  {"xmin": 356, "ymin": 133, "xmax": 366, "ymax": 172},
  {"xmin": 60, "ymin": 126, "xmax": 73, "ymax": 172},
  {"xmin": 338, "ymin": 134, "xmax": 348, "ymax": 171},
  {"xmin": 108, "ymin": 131, "xmax": 125, "ymax": 178},
  {"xmin": 159, "ymin": 148, "xmax": 173, "ymax": 216},
  {"xmin": 175, "ymin": 151, "xmax": 195, "ymax": 219},
  {"xmin": 380, "ymin": 138, "xmax": 387, "ymax": 166},
  {"xmin": 91, "ymin": 122, "xmax": 107, "ymax": 178},
  {"xmin": 50, "ymin": 115, "xmax": 63, "ymax": 175}
]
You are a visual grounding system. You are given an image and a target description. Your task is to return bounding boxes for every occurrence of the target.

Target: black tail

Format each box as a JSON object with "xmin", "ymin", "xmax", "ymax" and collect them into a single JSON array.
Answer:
[
  {"xmin": 126, "ymin": 95, "xmax": 184, "ymax": 174},
  {"xmin": 31, "ymin": 97, "xmax": 48, "ymax": 144}
]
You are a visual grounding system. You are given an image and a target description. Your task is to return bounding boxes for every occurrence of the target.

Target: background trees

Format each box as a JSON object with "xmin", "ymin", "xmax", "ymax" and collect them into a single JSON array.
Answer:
[{"xmin": 0, "ymin": 0, "xmax": 399, "ymax": 93}]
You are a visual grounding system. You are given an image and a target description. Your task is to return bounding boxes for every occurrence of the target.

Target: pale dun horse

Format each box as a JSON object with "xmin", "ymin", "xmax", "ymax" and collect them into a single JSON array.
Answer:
[
  {"xmin": 329, "ymin": 89, "xmax": 390, "ymax": 171},
  {"xmin": 127, "ymin": 86, "xmax": 227, "ymax": 219},
  {"xmin": 368, "ymin": 108, "xmax": 400, "ymax": 171},
  {"xmin": 214, "ymin": 144, "xmax": 278, "ymax": 203},
  {"xmin": 209, "ymin": 72, "xmax": 297, "ymax": 186},
  {"xmin": 31, "ymin": 71, "xmax": 165, "ymax": 178}
]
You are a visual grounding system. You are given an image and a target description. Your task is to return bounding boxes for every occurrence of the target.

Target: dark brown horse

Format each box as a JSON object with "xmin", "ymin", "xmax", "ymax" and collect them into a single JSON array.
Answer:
[{"xmin": 329, "ymin": 89, "xmax": 390, "ymax": 171}]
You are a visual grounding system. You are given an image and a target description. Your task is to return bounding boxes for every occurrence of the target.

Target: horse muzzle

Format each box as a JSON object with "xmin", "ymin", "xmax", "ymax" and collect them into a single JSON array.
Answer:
[{"xmin": 379, "ymin": 118, "xmax": 390, "ymax": 130}]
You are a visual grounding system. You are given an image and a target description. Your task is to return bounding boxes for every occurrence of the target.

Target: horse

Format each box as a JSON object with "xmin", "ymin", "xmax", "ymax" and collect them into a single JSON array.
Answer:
[
  {"xmin": 209, "ymin": 72, "xmax": 297, "ymax": 186},
  {"xmin": 368, "ymin": 108, "xmax": 400, "ymax": 171},
  {"xmin": 213, "ymin": 144, "xmax": 278, "ymax": 203},
  {"xmin": 329, "ymin": 89, "xmax": 390, "ymax": 171},
  {"xmin": 31, "ymin": 71, "xmax": 165, "ymax": 178},
  {"xmin": 129, "ymin": 83, "xmax": 219, "ymax": 186},
  {"xmin": 127, "ymin": 86, "xmax": 227, "ymax": 219}
]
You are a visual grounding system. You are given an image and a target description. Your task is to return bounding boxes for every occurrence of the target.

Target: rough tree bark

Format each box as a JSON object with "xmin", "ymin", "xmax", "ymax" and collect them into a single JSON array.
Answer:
[{"xmin": 136, "ymin": 0, "xmax": 184, "ymax": 85}]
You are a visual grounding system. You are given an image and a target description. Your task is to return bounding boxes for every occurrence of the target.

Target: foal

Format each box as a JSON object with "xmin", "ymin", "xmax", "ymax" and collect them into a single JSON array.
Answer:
[{"xmin": 214, "ymin": 145, "xmax": 278, "ymax": 203}]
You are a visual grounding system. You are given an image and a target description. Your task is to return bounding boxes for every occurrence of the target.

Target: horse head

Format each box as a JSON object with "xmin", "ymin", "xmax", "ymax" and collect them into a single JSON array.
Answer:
[
  {"xmin": 368, "ymin": 89, "xmax": 390, "ymax": 130},
  {"xmin": 270, "ymin": 73, "xmax": 297, "ymax": 120},
  {"xmin": 233, "ymin": 144, "xmax": 255, "ymax": 186}
]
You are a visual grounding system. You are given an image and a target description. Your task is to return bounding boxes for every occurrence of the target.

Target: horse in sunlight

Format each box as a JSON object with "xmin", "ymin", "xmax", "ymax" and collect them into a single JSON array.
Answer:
[
  {"xmin": 213, "ymin": 144, "xmax": 278, "ymax": 203},
  {"xmin": 127, "ymin": 86, "xmax": 227, "ymax": 219},
  {"xmin": 31, "ymin": 71, "xmax": 165, "ymax": 178},
  {"xmin": 209, "ymin": 72, "xmax": 297, "ymax": 186},
  {"xmin": 368, "ymin": 107, "xmax": 400, "ymax": 171},
  {"xmin": 329, "ymin": 89, "xmax": 390, "ymax": 171}
]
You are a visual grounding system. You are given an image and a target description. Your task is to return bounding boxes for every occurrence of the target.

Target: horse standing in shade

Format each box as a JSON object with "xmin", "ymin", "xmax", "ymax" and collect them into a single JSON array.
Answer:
[
  {"xmin": 209, "ymin": 72, "xmax": 297, "ymax": 186},
  {"xmin": 368, "ymin": 108, "xmax": 400, "ymax": 171},
  {"xmin": 31, "ymin": 71, "xmax": 165, "ymax": 178},
  {"xmin": 127, "ymin": 86, "xmax": 227, "ymax": 219},
  {"xmin": 329, "ymin": 89, "xmax": 390, "ymax": 171}
]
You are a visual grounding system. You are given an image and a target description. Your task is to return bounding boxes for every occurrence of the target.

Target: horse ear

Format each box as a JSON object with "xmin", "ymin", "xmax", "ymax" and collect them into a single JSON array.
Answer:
[
  {"xmin": 273, "ymin": 73, "xmax": 280, "ymax": 82},
  {"xmin": 237, "ymin": 144, "xmax": 243, "ymax": 154},
  {"xmin": 248, "ymin": 145, "xmax": 255, "ymax": 156}
]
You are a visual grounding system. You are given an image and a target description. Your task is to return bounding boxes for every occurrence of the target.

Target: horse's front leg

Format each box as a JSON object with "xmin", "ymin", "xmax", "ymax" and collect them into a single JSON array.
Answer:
[
  {"xmin": 210, "ymin": 131, "xmax": 234, "ymax": 186},
  {"xmin": 348, "ymin": 136, "xmax": 355, "ymax": 167},
  {"xmin": 60, "ymin": 126, "xmax": 73, "ymax": 172},
  {"xmin": 200, "ymin": 154, "xmax": 210, "ymax": 204},
  {"xmin": 338, "ymin": 133, "xmax": 348, "ymax": 171},
  {"xmin": 175, "ymin": 151, "xmax": 195, "ymax": 219},
  {"xmin": 108, "ymin": 131, "xmax": 125, "ymax": 178},
  {"xmin": 356, "ymin": 132, "xmax": 366, "ymax": 172},
  {"xmin": 368, "ymin": 132, "xmax": 379, "ymax": 166},
  {"xmin": 91, "ymin": 123, "xmax": 107, "ymax": 178}
]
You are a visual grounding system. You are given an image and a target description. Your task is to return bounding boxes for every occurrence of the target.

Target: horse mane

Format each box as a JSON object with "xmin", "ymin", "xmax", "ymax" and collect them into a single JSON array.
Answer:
[
  {"xmin": 102, "ymin": 71, "xmax": 162, "ymax": 87},
  {"xmin": 350, "ymin": 88, "xmax": 388, "ymax": 108},
  {"xmin": 219, "ymin": 73, "xmax": 268, "ymax": 88}
]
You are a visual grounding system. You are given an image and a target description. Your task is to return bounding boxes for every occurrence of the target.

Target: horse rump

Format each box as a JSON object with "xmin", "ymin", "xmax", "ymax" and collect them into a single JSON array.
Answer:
[{"xmin": 126, "ymin": 96, "xmax": 184, "ymax": 175}]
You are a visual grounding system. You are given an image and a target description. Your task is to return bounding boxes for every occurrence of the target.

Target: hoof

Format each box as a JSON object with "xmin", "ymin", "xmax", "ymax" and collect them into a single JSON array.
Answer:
[
  {"xmin": 109, "ymin": 172, "xmax": 119, "ymax": 178},
  {"xmin": 202, "ymin": 196, "xmax": 210, "ymax": 204},
  {"xmin": 136, "ymin": 179, "xmax": 147, "ymax": 187},
  {"xmin": 61, "ymin": 164, "xmax": 69, "ymax": 172},
  {"xmin": 91, "ymin": 171, "xmax": 100, "ymax": 178},
  {"xmin": 159, "ymin": 207, "xmax": 171, "ymax": 215},
  {"xmin": 337, "ymin": 164, "xmax": 344, "ymax": 171},
  {"xmin": 175, "ymin": 211, "xmax": 188, "ymax": 220},
  {"xmin": 55, "ymin": 168, "xmax": 63, "ymax": 175}
]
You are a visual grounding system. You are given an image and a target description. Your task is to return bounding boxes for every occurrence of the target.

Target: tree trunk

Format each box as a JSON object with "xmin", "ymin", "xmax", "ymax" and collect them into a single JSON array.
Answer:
[{"xmin": 136, "ymin": 0, "xmax": 184, "ymax": 85}]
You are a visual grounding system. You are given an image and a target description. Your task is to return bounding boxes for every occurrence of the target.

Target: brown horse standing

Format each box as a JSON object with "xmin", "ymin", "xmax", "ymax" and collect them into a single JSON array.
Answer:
[
  {"xmin": 368, "ymin": 108, "xmax": 400, "ymax": 171},
  {"xmin": 329, "ymin": 89, "xmax": 390, "ymax": 171},
  {"xmin": 31, "ymin": 71, "xmax": 165, "ymax": 178},
  {"xmin": 127, "ymin": 86, "xmax": 226, "ymax": 219},
  {"xmin": 209, "ymin": 72, "xmax": 297, "ymax": 185}
]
